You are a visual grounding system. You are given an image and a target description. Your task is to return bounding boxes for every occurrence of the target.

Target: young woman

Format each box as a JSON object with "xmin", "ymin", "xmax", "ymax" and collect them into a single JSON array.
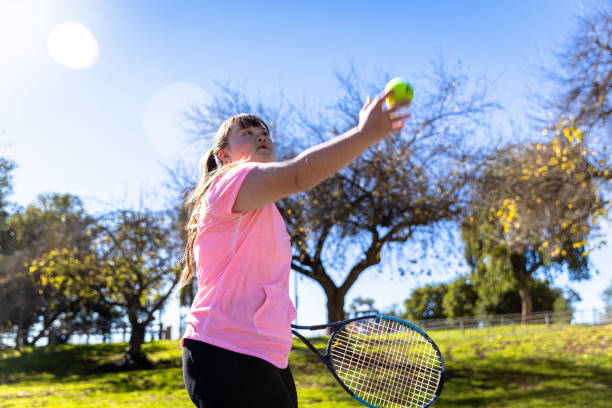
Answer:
[{"xmin": 180, "ymin": 89, "xmax": 410, "ymax": 407}]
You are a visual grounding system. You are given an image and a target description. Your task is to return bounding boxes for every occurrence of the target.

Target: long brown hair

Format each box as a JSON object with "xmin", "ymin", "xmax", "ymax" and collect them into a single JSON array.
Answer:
[{"xmin": 179, "ymin": 113, "xmax": 270, "ymax": 288}]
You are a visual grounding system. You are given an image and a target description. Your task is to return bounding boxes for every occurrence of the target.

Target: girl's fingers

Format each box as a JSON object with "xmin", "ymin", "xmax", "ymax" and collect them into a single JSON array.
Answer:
[
  {"xmin": 388, "ymin": 99, "xmax": 412, "ymax": 113},
  {"xmin": 361, "ymin": 95, "xmax": 372, "ymax": 110},
  {"xmin": 391, "ymin": 112, "xmax": 412, "ymax": 121},
  {"xmin": 391, "ymin": 120, "xmax": 405, "ymax": 131},
  {"xmin": 390, "ymin": 112, "xmax": 410, "ymax": 131},
  {"xmin": 374, "ymin": 89, "xmax": 393, "ymax": 108}
]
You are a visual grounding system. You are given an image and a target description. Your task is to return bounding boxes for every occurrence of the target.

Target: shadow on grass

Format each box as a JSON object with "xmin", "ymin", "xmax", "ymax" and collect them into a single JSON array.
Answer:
[
  {"xmin": 0, "ymin": 342, "xmax": 182, "ymax": 384},
  {"xmin": 440, "ymin": 356, "xmax": 612, "ymax": 407}
]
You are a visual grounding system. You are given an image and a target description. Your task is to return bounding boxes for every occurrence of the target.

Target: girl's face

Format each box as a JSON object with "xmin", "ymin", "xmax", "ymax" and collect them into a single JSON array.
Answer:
[{"xmin": 219, "ymin": 124, "xmax": 276, "ymax": 164}]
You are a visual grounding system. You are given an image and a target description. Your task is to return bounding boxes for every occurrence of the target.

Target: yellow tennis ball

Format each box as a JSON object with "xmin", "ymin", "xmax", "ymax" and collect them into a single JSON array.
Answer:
[{"xmin": 385, "ymin": 77, "xmax": 413, "ymax": 109}]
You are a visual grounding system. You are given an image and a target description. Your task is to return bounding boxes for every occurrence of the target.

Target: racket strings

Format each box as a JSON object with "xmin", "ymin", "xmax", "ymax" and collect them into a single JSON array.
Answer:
[
  {"xmin": 329, "ymin": 318, "xmax": 442, "ymax": 408},
  {"xmin": 332, "ymin": 322, "xmax": 437, "ymax": 407}
]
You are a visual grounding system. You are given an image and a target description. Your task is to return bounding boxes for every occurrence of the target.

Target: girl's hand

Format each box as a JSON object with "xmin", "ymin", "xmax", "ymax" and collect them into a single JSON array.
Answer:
[{"xmin": 358, "ymin": 89, "xmax": 411, "ymax": 142}]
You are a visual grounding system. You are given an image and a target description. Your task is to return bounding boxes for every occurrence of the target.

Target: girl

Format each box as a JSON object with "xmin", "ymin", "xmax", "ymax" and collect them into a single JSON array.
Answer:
[{"xmin": 180, "ymin": 89, "xmax": 410, "ymax": 407}]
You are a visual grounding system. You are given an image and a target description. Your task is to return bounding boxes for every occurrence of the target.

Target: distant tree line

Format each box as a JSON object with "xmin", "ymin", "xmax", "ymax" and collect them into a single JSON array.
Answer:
[
  {"xmin": 346, "ymin": 275, "xmax": 580, "ymax": 321},
  {"xmin": 400, "ymin": 275, "xmax": 579, "ymax": 321}
]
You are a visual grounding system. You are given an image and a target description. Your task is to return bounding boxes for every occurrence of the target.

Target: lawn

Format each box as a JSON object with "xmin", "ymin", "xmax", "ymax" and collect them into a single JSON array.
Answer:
[{"xmin": 1, "ymin": 324, "xmax": 610, "ymax": 407}]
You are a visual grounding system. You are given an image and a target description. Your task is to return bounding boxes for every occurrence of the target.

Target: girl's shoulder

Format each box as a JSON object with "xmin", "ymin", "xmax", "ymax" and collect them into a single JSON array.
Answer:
[
  {"xmin": 210, "ymin": 161, "xmax": 258, "ymax": 193},
  {"xmin": 204, "ymin": 161, "xmax": 260, "ymax": 217}
]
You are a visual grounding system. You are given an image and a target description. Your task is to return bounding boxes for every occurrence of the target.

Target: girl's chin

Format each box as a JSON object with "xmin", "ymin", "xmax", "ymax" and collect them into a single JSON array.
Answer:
[
  {"xmin": 255, "ymin": 151, "xmax": 275, "ymax": 161},
  {"xmin": 244, "ymin": 155, "xmax": 275, "ymax": 163}
]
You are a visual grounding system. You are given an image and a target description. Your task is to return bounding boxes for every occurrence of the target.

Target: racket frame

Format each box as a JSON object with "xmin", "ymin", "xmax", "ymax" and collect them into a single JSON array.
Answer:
[{"xmin": 291, "ymin": 314, "xmax": 445, "ymax": 408}]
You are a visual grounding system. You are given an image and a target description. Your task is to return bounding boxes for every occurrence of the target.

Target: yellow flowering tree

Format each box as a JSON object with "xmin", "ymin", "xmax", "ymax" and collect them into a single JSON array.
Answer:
[
  {"xmin": 31, "ymin": 209, "xmax": 182, "ymax": 367},
  {"xmin": 0, "ymin": 194, "xmax": 99, "ymax": 348},
  {"xmin": 466, "ymin": 6, "xmax": 612, "ymax": 321},
  {"xmin": 462, "ymin": 121, "xmax": 610, "ymax": 321}
]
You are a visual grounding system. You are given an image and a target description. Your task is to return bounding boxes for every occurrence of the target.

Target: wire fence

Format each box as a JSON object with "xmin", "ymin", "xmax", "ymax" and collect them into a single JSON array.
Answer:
[
  {"xmin": 413, "ymin": 308, "xmax": 612, "ymax": 341},
  {"xmin": 1, "ymin": 308, "xmax": 610, "ymax": 348},
  {"xmin": 0, "ymin": 323, "xmax": 172, "ymax": 349}
]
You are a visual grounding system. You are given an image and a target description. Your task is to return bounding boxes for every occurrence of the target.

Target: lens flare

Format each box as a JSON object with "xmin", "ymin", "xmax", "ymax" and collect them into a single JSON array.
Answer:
[{"xmin": 48, "ymin": 22, "xmax": 99, "ymax": 69}]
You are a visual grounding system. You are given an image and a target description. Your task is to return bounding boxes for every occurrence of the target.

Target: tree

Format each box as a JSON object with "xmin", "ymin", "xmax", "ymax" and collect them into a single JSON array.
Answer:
[
  {"xmin": 0, "ymin": 156, "xmax": 16, "ymax": 254},
  {"xmin": 539, "ymin": 6, "xmax": 612, "ymax": 138},
  {"xmin": 282, "ymin": 64, "xmax": 498, "ymax": 323},
  {"xmin": 462, "ymin": 128, "xmax": 609, "ymax": 321},
  {"xmin": 179, "ymin": 63, "xmax": 497, "ymax": 323},
  {"xmin": 0, "ymin": 194, "xmax": 96, "ymax": 347},
  {"xmin": 442, "ymin": 275, "xmax": 478, "ymax": 318},
  {"xmin": 471, "ymin": 6, "xmax": 612, "ymax": 322},
  {"xmin": 402, "ymin": 283, "xmax": 447, "ymax": 321},
  {"xmin": 0, "ymin": 155, "xmax": 15, "ymax": 336},
  {"xmin": 473, "ymin": 278, "xmax": 579, "ymax": 316},
  {"xmin": 34, "ymin": 208, "xmax": 182, "ymax": 366},
  {"xmin": 603, "ymin": 280, "xmax": 612, "ymax": 319},
  {"xmin": 401, "ymin": 275, "xmax": 576, "ymax": 320}
]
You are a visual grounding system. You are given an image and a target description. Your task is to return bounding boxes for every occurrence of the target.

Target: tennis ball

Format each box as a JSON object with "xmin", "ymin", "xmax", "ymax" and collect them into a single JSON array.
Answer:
[{"xmin": 384, "ymin": 77, "xmax": 413, "ymax": 109}]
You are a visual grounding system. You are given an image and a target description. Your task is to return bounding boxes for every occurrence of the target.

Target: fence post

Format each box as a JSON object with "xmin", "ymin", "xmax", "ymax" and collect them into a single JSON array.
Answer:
[
  {"xmin": 545, "ymin": 313, "xmax": 550, "ymax": 328},
  {"xmin": 459, "ymin": 318, "xmax": 464, "ymax": 336}
]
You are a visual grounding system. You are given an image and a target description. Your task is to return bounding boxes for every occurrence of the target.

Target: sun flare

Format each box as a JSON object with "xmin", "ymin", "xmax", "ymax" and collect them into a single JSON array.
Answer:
[{"xmin": 47, "ymin": 22, "xmax": 99, "ymax": 69}]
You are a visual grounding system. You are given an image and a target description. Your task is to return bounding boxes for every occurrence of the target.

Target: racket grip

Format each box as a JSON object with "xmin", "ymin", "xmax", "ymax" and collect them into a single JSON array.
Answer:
[{"xmin": 291, "ymin": 323, "xmax": 329, "ymax": 330}]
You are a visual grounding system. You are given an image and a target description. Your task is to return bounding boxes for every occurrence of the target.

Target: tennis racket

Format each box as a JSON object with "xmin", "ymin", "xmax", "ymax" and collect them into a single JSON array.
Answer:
[{"xmin": 291, "ymin": 314, "xmax": 445, "ymax": 408}]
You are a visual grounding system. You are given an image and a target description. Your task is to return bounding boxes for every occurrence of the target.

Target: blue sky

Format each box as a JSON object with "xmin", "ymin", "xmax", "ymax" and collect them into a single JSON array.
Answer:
[{"xmin": 1, "ymin": 0, "xmax": 610, "ymax": 335}]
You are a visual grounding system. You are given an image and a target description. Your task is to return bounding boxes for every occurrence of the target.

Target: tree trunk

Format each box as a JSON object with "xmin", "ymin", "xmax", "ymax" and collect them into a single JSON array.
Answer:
[
  {"xmin": 518, "ymin": 275, "xmax": 533, "ymax": 324},
  {"xmin": 47, "ymin": 327, "xmax": 57, "ymax": 346},
  {"xmin": 14, "ymin": 325, "xmax": 25, "ymax": 350},
  {"xmin": 510, "ymin": 252, "xmax": 532, "ymax": 323},
  {"xmin": 14, "ymin": 320, "xmax": 32, "ymax": 349},
  {"xmin": 325, "ymin": 287, "xmax": 346, "ymax": 324},
  {"xmin": 123, "ymin": 313, "xmax": 150, "ymax": 368}
]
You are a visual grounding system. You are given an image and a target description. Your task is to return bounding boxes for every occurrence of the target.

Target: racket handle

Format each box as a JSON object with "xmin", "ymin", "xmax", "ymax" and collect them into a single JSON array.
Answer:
[{"xmin": 290, "ymin": 323, "xmax": 328, "ymax": 330}]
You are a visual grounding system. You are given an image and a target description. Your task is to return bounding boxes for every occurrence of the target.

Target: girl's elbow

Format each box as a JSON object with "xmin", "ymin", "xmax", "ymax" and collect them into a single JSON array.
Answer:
[{"xmin": 293, "ymin": 172, "xmax": 312, "ymax": 193}]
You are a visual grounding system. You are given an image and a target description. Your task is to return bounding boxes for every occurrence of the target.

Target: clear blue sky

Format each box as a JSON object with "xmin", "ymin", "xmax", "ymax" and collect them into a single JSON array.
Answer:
[{"xmin": 1, "ymin": 0, "xmax": 610, "ymax": 335}]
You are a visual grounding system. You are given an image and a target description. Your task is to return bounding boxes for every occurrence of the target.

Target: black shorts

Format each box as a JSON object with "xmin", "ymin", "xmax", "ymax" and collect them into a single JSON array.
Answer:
[{"xmin": 182, "ymin": 338, "xmax": 298, "ymax": 408}]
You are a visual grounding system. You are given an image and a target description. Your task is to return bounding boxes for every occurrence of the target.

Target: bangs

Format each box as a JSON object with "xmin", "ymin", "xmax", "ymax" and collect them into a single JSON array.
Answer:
[
  {"xmin": 215, "ymin": 113, "xmax": 272, "ymax": 148},
  {"xmin": 235, "ymin": 114, "xmax": 269, "ymax": 134}
]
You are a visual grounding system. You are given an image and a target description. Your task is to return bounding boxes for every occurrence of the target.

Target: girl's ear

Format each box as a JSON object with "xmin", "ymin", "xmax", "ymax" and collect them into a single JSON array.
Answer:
[{"xmin": 217, "ymin": 148, "xmax": 231, "ymax": 164}]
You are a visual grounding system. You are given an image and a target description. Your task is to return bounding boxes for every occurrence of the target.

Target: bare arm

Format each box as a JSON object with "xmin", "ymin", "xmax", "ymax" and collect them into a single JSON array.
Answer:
[{"xmin": 233, "ymin": 89, "xmax": 410, "ymax": 212}]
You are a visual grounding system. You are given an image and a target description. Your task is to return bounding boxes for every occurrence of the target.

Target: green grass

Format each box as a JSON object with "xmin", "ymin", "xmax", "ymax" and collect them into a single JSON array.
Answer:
[{"xmin": 1, "ymin": 324, "xmax": 610, "ymax": 407}]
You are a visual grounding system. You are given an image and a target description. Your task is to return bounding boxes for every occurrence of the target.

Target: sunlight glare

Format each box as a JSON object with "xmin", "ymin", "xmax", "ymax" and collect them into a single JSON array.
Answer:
[{"xmin": 47, "ymin": 22, "xmax": 99, "ymax": 69}]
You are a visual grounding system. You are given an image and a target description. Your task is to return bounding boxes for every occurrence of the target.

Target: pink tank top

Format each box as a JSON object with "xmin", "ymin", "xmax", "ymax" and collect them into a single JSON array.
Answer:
[{"xmin": 181, "ymin": 162, "xmax": 296, "ymax": 368}]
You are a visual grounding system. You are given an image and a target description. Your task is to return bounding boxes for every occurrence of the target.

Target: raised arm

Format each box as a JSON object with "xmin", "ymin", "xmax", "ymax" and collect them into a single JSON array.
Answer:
[{"xmin": 233, "ymin": 89, "xmax": 410, "ymax": 213}]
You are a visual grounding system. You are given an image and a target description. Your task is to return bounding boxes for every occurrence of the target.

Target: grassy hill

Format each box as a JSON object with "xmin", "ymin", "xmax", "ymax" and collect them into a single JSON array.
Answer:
[{"xmin": 1, "ymin": 324, "xmax": 610, "ymax": 407}]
